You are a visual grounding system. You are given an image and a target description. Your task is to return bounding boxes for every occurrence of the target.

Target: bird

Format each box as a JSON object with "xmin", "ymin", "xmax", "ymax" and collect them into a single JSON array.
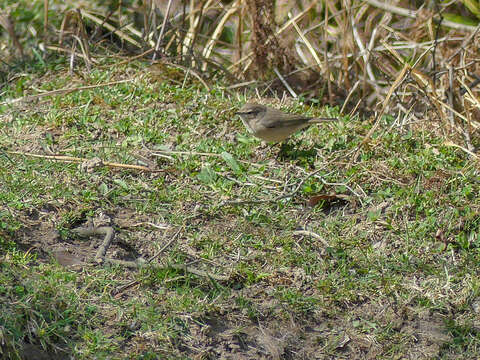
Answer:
[{"xmin": 235, "ymin": 103, "xmax": 337, "ymax": 142}]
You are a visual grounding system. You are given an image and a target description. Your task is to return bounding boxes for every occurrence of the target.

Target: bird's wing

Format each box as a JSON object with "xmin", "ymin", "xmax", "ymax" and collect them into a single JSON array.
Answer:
[{"xmin": 262, "ymin": 108, "xmax": 313, "ymax": 128}]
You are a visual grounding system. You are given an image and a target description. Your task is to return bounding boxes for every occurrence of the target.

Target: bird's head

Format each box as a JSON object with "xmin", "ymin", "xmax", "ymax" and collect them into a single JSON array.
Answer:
[{"xmin": 235, "ymin": 103, "xmax": 266, "ymax": 123}]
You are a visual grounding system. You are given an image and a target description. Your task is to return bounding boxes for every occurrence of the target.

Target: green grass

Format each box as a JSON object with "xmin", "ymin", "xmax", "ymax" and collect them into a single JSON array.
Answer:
[{"xmin": 1, "ymin": 57, "xmax": 480, "ymax": 359}]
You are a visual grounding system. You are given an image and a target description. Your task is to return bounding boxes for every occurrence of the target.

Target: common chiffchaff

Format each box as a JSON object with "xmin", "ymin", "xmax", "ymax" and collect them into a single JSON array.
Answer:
[{"xmin": 236, "ymin": 103, "xmax": 336, "ymax": 142}]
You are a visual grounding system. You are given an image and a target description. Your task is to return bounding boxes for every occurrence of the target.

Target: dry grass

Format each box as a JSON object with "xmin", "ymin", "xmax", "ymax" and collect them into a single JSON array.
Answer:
[{"xmin": 2, "ymin": 1, "xmax": 480, "ymax": 144}]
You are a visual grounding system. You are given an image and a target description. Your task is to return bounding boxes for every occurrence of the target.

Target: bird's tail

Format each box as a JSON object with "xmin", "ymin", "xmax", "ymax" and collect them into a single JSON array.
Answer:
[{"xmin": 309, "ymin": 117, "xmax": 338, "ymax": 123}]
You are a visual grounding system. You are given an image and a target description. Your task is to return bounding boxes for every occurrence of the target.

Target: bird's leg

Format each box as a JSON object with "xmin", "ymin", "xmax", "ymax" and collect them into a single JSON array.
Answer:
[
  {"xmin": 277, "ymin": 141, "xmax": 290, "ymax": 160},
  {"xmin": 293, "ymin": 138, "xmax": 304, "ymax": 152}
]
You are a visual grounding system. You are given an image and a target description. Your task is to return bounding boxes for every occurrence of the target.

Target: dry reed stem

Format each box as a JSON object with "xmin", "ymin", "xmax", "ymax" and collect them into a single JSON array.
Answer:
[
  {"xmin": 365, "ymin": 0, "xmax": 478, "ymax": 32},
  {"xmin": 202, "ymin": 1, "xmax": 240, "ymax": 71},
  {"xmin": 153, "ymin": 0, "xmax": 174, "ymax": 60},
  {"xmin": 227, "ymin": 3, "xmax": 315, "ymax": 74},
  {"xmin": 0, "ymin": 11, "xmax": 24, "ymax": 57},
  {"xmin": 288, "ymin": 11, "xmax": 323, "ymax": 72},
  {"xmin": 273, "ymin": 67, "xmax": 297, "ymax": 97},
  {"xmin": 80, "ymin": 9, "xmax": 141, "ymax": 48},
  {"xmin": 46, "ymin": 45, "xmax": 99, "ymax": 64},
  {"xmin": 3, "ymin": 0, "xmax": 480, "ymax": 145},
  {"xmin": 355, "ymin": 63, "xmax": 410, "ymax": 160}
]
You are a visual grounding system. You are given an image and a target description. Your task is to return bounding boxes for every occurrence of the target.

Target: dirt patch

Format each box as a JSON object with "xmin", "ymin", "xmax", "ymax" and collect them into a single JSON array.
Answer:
[
  {"xmin": 13, "ymin": 343, "xmax": 67, "ymax": 360},
  {"xmin": 14, "ymin": 208, "xmax": 155, "ymax": 268},
  {"xmin": 175, "ymin": 299, "xmax": 454, "ymax": 360},
  {"xmin": 175, "ymin": 308, "xmax": 376, "ymax": 359}
]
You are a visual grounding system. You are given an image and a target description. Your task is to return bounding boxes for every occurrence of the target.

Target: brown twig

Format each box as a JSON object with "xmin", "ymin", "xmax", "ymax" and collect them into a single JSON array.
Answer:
[
  {"xmin": 168, "ymin": 263, "xmax": 230, "ymax": 281},
  {"xmin": 0, "ymin": 79, "xmax": 133, "ymax": 106},
  {"xmin": 218, "ymin": 166, "xmax": 327, "ymax": 207},
  {"xmin": 292, "ymin": 230, "xmax": 329, "ymax": 247},
  {"xmin": 443, "ymin": 141, "xmax": 478, "ymax": 159},
  {"xmin": 73, "ymin": 226, "xmax": 115, "ymax": 263},
  {"xmin": 447, "ymin": 23, "xmax": 480, "ymax": 62},
  {"xmin": 147, "ymin": 227, "xmax": 182, "ymax": 264},
  {"xmin": 112, "ymin": 228, "xmax": 181, "ymax": 297},
  {"xmin": 162, "ymin": 61, "xmax": 211, "ymax": 91},
  {"xmin": 6, "ymin": 151, "xmax": 157, "ymax": 172}
]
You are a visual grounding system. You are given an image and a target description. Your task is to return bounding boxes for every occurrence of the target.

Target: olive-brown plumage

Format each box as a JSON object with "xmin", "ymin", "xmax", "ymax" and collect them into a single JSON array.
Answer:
[{"xmin": 236, "ymin": 103, "xmax": 336, "ymax": 142}]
